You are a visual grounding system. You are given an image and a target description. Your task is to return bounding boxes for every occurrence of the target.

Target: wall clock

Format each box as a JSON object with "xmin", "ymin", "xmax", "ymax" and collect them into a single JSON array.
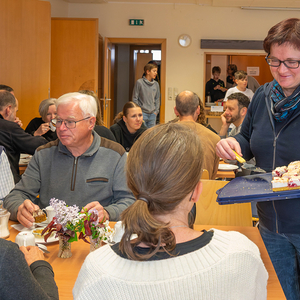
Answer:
[{"xmin": 178, "ymin": 34, "xmax": 191, "ymax": 47}]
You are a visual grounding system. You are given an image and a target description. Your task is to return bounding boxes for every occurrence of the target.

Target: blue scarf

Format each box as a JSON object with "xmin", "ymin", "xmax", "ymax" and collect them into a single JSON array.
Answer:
[{"xmin": 270, "ymin": 80, "xmax": 300, "ymax": 121}]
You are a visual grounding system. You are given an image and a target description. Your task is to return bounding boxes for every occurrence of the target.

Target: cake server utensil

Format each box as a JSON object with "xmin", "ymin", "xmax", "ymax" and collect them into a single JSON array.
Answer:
[{"xmin": 232, "ymin": 150, "xmax": 266, "ymax": 173}]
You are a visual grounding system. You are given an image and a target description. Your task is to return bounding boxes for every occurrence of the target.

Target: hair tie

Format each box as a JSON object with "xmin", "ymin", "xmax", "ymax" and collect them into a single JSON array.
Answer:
[{"xmin": 138, "ymin": 197, "xmax": 149, "ymax": 204}]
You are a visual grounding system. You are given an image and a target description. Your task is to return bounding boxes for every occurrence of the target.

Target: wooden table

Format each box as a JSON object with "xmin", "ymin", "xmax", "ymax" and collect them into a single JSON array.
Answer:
[{"xmin": 7, "ymin": 221, "xmax": 285, "ymax": 299}]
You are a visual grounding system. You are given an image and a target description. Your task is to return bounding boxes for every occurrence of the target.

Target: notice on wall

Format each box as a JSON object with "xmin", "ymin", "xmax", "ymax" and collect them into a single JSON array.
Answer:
[{"xmin": 247, "ymin": 67, "xmax": 259, "ymax": 76}]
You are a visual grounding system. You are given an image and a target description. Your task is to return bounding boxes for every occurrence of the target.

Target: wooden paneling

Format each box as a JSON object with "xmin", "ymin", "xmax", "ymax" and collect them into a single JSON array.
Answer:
[
  {"xmin": 231, "ymin": 55, "xmax": 273, "ymax": 86},
  {"xmin": 50, "ymin": 18, "xmax": 99, "ymax": 98},
  {"xmin": 0, "ymin": 0, "xmax": 51, "ymax": 127}
]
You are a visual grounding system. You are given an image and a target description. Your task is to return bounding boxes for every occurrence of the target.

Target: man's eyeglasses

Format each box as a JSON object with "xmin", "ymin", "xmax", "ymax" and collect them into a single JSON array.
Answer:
[
  {"xmin": 265, "ymin": 54, "xmax": 300, "ymax": 69},
  {"xmin": 51, "ymin": 117, "xmax": 90, "ymax": 129}
]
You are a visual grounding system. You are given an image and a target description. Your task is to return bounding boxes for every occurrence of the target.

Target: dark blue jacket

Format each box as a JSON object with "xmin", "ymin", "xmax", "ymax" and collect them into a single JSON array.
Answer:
[{"xmin": 235, "ymin": 81, "xmax": 300, "ymax": 233}]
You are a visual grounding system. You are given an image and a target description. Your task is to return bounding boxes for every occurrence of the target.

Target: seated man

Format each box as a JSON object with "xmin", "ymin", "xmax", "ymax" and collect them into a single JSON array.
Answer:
[
  {"xmin": 0, "ymin": 90, "xmax": 47, "ymax": 183},
  {"xmin": 0, "ymin": 240, "xmax": 58, "ymax": 299},
  {"xmin": 219, "ymin": 92, "xmax": 250, "ymax": 138},
  {"xmin": 174, "ymin": 90, "xmax": 220, "ymax": 179},
  {"xmin": 4, "ymin": 92, "xmax": 135, "ymax": 227}
]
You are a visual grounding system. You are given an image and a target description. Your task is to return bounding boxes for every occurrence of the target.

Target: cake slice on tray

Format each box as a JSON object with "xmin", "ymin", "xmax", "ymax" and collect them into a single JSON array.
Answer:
[{"xmin": 272, "ymin": 162, "xmax": 300, "ymax": 191}]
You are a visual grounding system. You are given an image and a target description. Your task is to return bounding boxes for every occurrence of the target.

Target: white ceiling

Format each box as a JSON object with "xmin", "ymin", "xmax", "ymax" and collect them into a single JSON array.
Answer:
[{"xmin": 60, "ymin": 0, "xmax": 300, "ymax": 9}]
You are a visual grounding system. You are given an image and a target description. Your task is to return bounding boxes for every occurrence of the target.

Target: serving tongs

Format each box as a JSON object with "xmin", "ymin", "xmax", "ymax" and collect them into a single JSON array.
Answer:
[{"xmin": 232, "ymin": 150, "xmax": 266, "ymax": 173}]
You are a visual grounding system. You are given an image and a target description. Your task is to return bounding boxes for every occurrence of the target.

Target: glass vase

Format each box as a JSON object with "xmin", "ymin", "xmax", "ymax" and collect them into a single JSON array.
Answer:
[
  {"xmin": 89, "ymin": 237, "xmax": 105, "ymax": 252},
  {"xmin": 58, "ymin": 234, "xmax": 72, "ymax": 258}
]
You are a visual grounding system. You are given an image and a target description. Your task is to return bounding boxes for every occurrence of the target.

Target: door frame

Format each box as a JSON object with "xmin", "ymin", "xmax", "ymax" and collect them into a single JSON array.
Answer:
[{"xmin": 105, "ymin": 38, "xmax": 166, "ymax": 124}]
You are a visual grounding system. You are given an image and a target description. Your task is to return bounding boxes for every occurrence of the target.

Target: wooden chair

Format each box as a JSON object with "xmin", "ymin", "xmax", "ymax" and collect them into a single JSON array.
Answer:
[
  {"xmin": 201, "ymin": 169, "xmax": 209, "ymax": 180},
  {"xmin": 194, "ymin": 180, "xmax": 252, "ymax": 227}
]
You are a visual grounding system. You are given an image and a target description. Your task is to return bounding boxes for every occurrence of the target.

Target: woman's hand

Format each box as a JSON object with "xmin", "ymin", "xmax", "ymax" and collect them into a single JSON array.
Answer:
[
  {"xmin": 216, "ymin": 137, "xmax": 242, "ymax": 160},
  {"xmin": 34, "ymin": 123, "xmax": 50, "ymax": 136}
]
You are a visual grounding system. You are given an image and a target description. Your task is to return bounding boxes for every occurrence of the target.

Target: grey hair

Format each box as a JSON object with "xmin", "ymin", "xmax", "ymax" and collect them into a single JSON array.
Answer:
[
  {"xmin": 39, "ymin": 98, "xmax": 57, "ymax": 121},
  {"xmin": 56, "ymin": 92, "xmax": 97, "ymax": 118},
  {"xmin": 0, "ymin": 90, "xmax": 16, "ymax": 111}
]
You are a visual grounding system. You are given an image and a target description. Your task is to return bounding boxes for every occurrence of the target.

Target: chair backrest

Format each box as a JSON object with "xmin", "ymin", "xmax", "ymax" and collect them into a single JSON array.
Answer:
[
  {"xmin": 194, "ymin": 179, "xmax": 252, "ymax": 227},
  {"xmin": 201, "ymin": 169, "xmax": 209, "ymax": 180}
]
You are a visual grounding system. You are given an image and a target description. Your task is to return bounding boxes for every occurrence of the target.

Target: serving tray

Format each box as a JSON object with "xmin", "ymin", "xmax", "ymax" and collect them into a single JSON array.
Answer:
[{"xmin": 216, "ymin": 173, "xmax": 300, "ymax": 205}]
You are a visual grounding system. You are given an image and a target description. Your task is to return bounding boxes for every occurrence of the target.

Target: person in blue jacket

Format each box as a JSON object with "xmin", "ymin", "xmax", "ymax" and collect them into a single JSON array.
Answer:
[{"xmin": 216, "ymin": 18, "xmax": 300, "ymax": 300}]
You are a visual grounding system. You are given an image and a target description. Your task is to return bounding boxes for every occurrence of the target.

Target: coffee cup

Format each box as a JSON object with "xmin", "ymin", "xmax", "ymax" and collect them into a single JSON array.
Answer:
[
  {"xmin": 15, "ymin": 232, "xmax": 36, "ymax": 247},
  {"xmin": 43, "ymin": 206, "xmax": 55, "ymax": 223}
]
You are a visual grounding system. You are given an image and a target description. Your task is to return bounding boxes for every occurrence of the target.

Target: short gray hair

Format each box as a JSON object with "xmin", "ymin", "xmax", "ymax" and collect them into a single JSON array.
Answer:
[
  {"xmin": 39, "ymin": 98, "xmax": 56, "ymax": 120},
  {"xmin": 56, "ymin": 92, "xmax": 97, "ymax": 118}
]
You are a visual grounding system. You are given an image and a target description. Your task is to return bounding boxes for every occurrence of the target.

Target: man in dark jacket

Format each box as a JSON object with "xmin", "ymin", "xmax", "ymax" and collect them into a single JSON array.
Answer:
[{"xmin": 0, "ymin": 90, "xmax": 47, "ymax": 183}]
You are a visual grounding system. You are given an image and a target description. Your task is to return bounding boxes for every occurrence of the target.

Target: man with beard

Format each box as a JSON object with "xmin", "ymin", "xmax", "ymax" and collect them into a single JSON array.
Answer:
[{"xmin": 219, "ymin": 92, "xmax": 250, "ymax": 138}]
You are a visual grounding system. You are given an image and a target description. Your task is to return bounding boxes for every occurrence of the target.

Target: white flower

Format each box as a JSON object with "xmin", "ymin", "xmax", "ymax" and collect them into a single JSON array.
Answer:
[{"xmin": 49, "ymin": 198, "xmax": 79, "ymax": 229}]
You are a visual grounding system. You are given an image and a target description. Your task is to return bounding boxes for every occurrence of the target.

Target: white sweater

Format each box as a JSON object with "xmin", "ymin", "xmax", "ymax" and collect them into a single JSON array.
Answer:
[{"xmin": 73, "ymin": 229, "xmax": 268, "ymax": 300}]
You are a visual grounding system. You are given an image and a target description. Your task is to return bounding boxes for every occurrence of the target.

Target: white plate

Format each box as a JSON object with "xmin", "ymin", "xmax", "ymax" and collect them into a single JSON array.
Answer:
[
  {"xmin": 218, "ymin": 164, "xmax": 238, "ymax": 171},
  {"xmin": 32, "ymin": 230, "xmax": 59, "ymax": 244}
]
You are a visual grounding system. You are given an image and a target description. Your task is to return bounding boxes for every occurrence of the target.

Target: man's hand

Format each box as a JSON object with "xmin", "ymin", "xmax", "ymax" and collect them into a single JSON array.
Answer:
[
  {"xmin": 214, "ymin": 85, "xmax": 220, "ymax": 90},
  {"xmin": 216, "ymin": 137, "xmax": 242, "ymax": 160},
  {"xmin": 14, "ymin": 117, "xmax": 23, "ymax": 127},
  {"xmin": 83, "ymin": 201, "xmax": 109, "ymax": 222},
  {"xmin": 17, "ymin": 200, "xmax": 40, "ymax": 228},
  {"xmin": 19, "ymin": 246, "xmax": 44, "ymax": 266},
  {"xmin": 34, "ymin": 123, "xmax": 50, "ymax": 136},
  {"xmin": 219, "ymin": 112, "xmax": 230, "ymax": 137}
]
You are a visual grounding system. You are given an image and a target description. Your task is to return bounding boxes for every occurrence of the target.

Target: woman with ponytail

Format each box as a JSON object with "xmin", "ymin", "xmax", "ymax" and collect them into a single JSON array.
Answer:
[{"xmin": 74, "ymin": 123, "xmax": 267, "ymax": 300}]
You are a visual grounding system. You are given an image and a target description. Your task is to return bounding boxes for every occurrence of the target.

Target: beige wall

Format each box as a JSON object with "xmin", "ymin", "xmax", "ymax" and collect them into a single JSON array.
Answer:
[{"xmin": 46, "ymin": 1, "xmax": 295, "ymax": 122}]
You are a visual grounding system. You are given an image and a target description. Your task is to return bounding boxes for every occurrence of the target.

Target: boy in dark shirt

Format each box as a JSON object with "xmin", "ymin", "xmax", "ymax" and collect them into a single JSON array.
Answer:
[{"xmin": 205, "ymin": 66, "xmax": 227, "ymax": 102}]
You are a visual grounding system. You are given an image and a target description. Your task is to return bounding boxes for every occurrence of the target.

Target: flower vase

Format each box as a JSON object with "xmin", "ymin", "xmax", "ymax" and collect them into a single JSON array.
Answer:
[
  {"xmin": 89, "ymin": 237, "xmax": 105, "ymax": 252},
  {"xmin": 58, "ymin": 235, "xmax": 72, "ymax": 258}
]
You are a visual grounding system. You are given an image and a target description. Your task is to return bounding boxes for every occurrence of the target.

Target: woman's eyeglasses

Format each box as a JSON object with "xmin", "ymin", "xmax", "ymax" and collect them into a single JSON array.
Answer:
[{"xmin": 265, "ymin": 54, "xmax": 300, "ymax": 69}]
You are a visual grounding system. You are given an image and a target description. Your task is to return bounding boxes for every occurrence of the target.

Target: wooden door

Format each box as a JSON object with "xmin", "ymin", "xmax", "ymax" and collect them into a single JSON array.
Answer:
[
  {"xmin": 50, "ymin": 18, "xmax": 99, "ymax": 98},
  {"xmin": 102, "ymin": 38, "xmax": 115, "ymax": 127},
  {"xmin": 231, "ymin": 55, "xmax": 273, "ymax": 86},
  {"xmin": 0, "ymin": 0, "xmax": 51, "ymax": 127}
]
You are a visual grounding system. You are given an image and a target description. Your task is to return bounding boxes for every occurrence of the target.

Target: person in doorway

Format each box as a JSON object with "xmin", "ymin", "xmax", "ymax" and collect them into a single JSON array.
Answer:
[
  {"xmin": 226, "ymin": 65, "xmax": 260, "ymax": 93},
  {"xmin": 226, "ymin": 64, "xmax": 237, "ymax": 89},
  {"xmin": 223, "ymin": 70, "xmax": 254, "ymax": 101},
  {"xmin": 132, "ymin": 63, "xmax": 160, "ymax": 128},
  {"xmin": 205, "ymin": 66, "xmax": 227, "ymax": 102},
  {"xmin": 110, "ymin": 102, "xmax": 147, "ymax": 152}
]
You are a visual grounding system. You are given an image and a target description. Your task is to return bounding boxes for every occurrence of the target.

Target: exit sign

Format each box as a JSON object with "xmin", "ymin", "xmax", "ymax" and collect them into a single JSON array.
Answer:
[{"xmin": 129, "ymin": 19, "xmax": 144, "ymax": 26}]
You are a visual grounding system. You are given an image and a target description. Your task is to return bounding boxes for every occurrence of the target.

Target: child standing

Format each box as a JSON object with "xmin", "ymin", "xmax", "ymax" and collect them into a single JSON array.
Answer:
[
  {"xmin": 224, "ymin": 70, "xmax": 254, "ymax": 101},
  {"xmin": 132, "ymin": 63, "xmax": 160, "ymax": 128},
  {"xmin": 205, "ymin": 66, "xmax": 227, "ymax": 103}
]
